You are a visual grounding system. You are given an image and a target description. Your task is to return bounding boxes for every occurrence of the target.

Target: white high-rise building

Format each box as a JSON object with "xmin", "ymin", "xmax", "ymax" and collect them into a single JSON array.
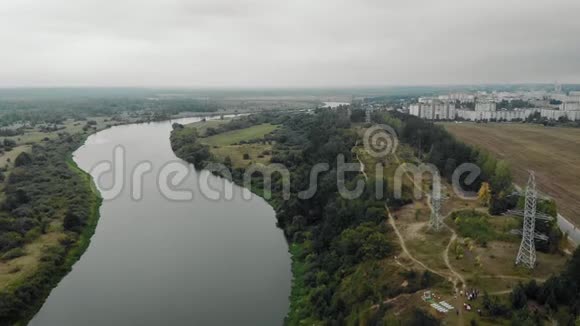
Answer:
[
  {"xmin": 408, "ymin": 92, "xmax": 580, "ymax": 122},
  {"xmin": 408, "ymin": 102, "xmax": 456, "ymax": 120},
  {"xmin": 568, "ymin": 91, "xmax": 580, "ymax": 103},
  {"xmin": 475, "ymin": 101, "xmax": 497, "ymax": 112},
  {"xmin": 560, "ymin": 102, "xmax": 580, "ymax": 111}
]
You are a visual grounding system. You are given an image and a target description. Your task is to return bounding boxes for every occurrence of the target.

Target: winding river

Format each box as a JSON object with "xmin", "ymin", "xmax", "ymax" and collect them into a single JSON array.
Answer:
[{"xmin": 30, "ymin": 117, "xmax": 291, "ymax": 325}]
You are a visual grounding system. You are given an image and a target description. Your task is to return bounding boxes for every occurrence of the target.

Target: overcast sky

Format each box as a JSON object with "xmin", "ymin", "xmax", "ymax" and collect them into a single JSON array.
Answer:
[{"xmin": 1, "ymin": 0, "xmax": 579, "ymax": 87}]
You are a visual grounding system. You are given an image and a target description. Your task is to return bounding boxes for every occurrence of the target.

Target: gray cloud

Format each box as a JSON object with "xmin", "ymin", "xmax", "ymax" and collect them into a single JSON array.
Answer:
[{"xmin": 1, "ymin": 0, "xmax": 579, "ymax": 87}]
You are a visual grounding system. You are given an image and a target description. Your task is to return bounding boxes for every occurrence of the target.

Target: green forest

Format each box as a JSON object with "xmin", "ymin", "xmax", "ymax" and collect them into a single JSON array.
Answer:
[{"xmin": 0, "ymin": 134, "xmax": 101, "ymax": 325}]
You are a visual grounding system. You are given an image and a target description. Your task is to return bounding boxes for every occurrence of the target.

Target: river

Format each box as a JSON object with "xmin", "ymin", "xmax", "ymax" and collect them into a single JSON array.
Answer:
[{"xmin": 29, "ymin": 117, "xmax": 291, "ymax": 325}]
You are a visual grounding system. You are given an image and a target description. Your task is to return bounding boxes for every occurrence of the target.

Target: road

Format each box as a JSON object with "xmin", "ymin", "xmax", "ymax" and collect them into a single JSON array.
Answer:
[{"xmin": 557, "ymin": 213, "xmax": 580, "ymax": 245}]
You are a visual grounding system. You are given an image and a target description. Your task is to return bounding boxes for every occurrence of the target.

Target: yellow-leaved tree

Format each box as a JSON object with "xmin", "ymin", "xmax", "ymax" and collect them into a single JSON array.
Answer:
[{"xmin": 478, "ymin": 182, "xmax": 491, "ymax": 206}]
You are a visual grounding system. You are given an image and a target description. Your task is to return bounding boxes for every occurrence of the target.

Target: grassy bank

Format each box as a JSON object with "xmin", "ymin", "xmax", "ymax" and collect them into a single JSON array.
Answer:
[
  {"xmin": 8, "ymin": 154, "xmax": 102, "ymax": 326},
  {"xmin": 62, "ymin": 157, "xmax": 102, "ymax": 267},
  {"xmin": 0, "ymin": 143, "xmax": 102, "ymax": 326}
]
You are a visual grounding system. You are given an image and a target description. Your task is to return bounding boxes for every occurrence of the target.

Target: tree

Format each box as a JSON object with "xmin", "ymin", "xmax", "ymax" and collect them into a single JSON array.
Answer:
[
  {"xmin": 408, "ymin": 309, "xmax": 439, "ymax": 326},
  {"xmin": 0, "ymin": 232, "xmax": 24, "ymax": 252},
  {"xmin": 546, "ymin": 290, "xmax": 558, "ymax": 311},
  {"xmin": 3, "ymin": 139, "xmax": 16, "ymax": 150},
  {"xmin": 224, "ymin": 156, "xmax": 233, "ymax": 169},
  {"xmin": 482, "ymin": 291, "xmax": 510, "ymax": 317},
  {"xmin": 491, "ymin": 160, "xmax": 512, "ymax": 193},
  {"xmin": 421, "ymin": 270, "xmax": 434, "ymax": 287},
  {"xmin": 14, "ymin": 152, "xmax": 32, "ymax": 167},
  {"xmin": 444, "ymin": 158, "xmax": 457, "ymax": 178},
  {"xmin": 524, "ymin": 280, "xmax": 539, "ymax": 299},
  {"xmin": 478, "ymin": 182, "xmax": 491, "ymax": 206},
  {"xmin": 171, "ymin": 123, "xmax": 184, "ymax": 130},
  {"xmin": 63, "ymin": 209, "xmax": 82, "ymax": 232},
  {"xmin": 511, "ymin": 283, "xmax": 527, "ymax": 309}
]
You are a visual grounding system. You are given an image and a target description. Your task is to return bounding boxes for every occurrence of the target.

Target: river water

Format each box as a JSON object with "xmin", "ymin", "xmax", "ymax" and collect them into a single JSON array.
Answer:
[{"xmin": 29, "ymin": 117, "xmax": 291, "ymax": 325}]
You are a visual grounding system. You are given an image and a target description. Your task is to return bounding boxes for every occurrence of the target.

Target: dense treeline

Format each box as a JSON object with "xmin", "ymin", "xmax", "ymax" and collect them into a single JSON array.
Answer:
[
  {"xmin": 380, "ymin": 112, "xmax": 516, "ymax": 213},
  {"xmin": 496, "ymin": 99, "xmax": 535, "ymax": 110},
  {"xmin": 507, "ymin": 247, "xmax": 580, "ymax": 325},
  {"xmin": 1, "ymin": 134, "xmax": 93, "ymax": 250},
  {"xmin": 0, "ymin": 134, "xmax": 99, "ymax": 324},
  {"xmin": 172, "ymin": 110, "xmax": 439, "ymax": 324},
  {"xmin": 0, "ymin": 129, "xmax": 22, "ymax": 137},
  {"xmin": 0, "ymin": 98, "xmax": 217, "ymax": 127},
  {"xmin": 170, "ymin": 125, "xmax": 213, "ymax": 168},
  {"xmin": 524, "ymin": 111, "xmax": 580, "ymax": 128},
  {"xmin": 0, "ymin": 139, "xmax": 17, "ymax": 154}
]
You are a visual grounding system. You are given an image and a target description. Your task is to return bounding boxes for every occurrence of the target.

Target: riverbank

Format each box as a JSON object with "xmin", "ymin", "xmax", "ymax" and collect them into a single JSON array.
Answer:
[
  {"xmin": 0, "ymin": 136, "xmax": 103, "ymax": 326},
  {"xmin": 19, "ymin": 158, "xmax": 101, "ymax": 326}
]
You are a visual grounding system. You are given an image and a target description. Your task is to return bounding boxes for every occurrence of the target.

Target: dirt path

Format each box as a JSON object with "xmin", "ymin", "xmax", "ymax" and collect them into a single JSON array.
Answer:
[
  {"xmin": 393, "ymin": 153, "xmax": 466, "ymax": 325},
  {"xmin": 444, "ymin": 230, "xmax": 466, "ymax": 290},
  {"xmin": 393, "ymin": 155, "xmax": 465, "ymax": 291},
  {"xmin": 478, "ymin": 275, "xmax": 546, "ymax": 282},
  {"xmin": 353, "ymin": 142, "xmax": 368, "ymax": 181},
  {"xmin": 356, "ymin": 138, "xmax": 529, "ymax": 325},
  {"xmin": 355, "ymin": 148, "xmax": 456, "ymax": 282},
  {"xmin": 386, "ymin": 205, "xmax": 452, "ymax": 280}
]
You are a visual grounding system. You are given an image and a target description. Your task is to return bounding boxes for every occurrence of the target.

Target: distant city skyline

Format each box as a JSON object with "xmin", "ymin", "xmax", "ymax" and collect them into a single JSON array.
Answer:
[{"xmin": 1, "ymin": 0, "xmax": 580, "ymax": 87}]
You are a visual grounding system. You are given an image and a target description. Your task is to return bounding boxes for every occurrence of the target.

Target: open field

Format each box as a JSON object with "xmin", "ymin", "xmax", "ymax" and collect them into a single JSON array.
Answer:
[
  {"xmin": 185, "ymin": 119, "xmax": 231, "ymax": 136},
  {"xmin": 441, "ymin": 122, "xmax": 580, "ymax": 225},
  {"xmin": 0, "ymin": 145, "xmax": 31, "ymax": 171},
  {"xmin": 3, "ymin": 117, "xmax": 111, "ymax": 146},
  {"xmin": 184, "ymin": 121, "xmax": 277, "ymax": 168},
  {"xmin": 202, "ymin": 123, "xmax": 277, "ymax": 146},
  {"xmin": 211, "ymin": 144, "xmax": 273, "ymax": 168}
]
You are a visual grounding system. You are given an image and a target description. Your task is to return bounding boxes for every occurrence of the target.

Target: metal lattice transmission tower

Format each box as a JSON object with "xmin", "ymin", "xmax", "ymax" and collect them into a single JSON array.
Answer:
[
  {"xmin": 365, "ymin": 109, "xmax": 372, "ymax": 123},
  {"xmin": 515, "ymin": 172, "xmax": 537, "ymax": 269},
  {"xmin": 429, "ymin": 195, "xmax": 444, "ymax": 231}
]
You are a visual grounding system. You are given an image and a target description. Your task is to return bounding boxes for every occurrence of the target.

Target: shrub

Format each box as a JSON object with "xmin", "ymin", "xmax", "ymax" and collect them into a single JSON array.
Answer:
[
  {"xmin": 1, "ymin": 248, "xmax": 25, "ymax": 261},
  {"xmin": 0, "ymin": 232, "xmax": 24, "ymax": 252}
]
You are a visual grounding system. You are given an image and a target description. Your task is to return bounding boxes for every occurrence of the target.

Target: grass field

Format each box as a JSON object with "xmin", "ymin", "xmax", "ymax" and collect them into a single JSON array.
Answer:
[
  {"xmin": 3, "ymin": 117, "xmax": 111, "ymax": 147},
  {"xmin": 202, "ymin": 123, "xmax": 277, "ymax": 146},
  {"xmin": 184, "ymin": 121, "xmax": 278, "ymax": 169},
  {"xmin": 442, "ymin": 122, "xmax": 580, "ymax": 225},
  {"xmin": 185, "ymin": 119, "xmax": 231, "ymax": 136},
  {"xmin": 0, "ymin": 145, "xmax": 31, "ymax": 170}
]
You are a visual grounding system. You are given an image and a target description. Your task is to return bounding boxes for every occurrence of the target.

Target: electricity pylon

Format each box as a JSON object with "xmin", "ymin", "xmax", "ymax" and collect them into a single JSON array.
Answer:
[
  {"xmin": 515, "ymin": 171, "xmax": 537, "ymax": 269},
  {"xmin": 429, "ymin": 194, "xmax": 444, "ymax": 231}
]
